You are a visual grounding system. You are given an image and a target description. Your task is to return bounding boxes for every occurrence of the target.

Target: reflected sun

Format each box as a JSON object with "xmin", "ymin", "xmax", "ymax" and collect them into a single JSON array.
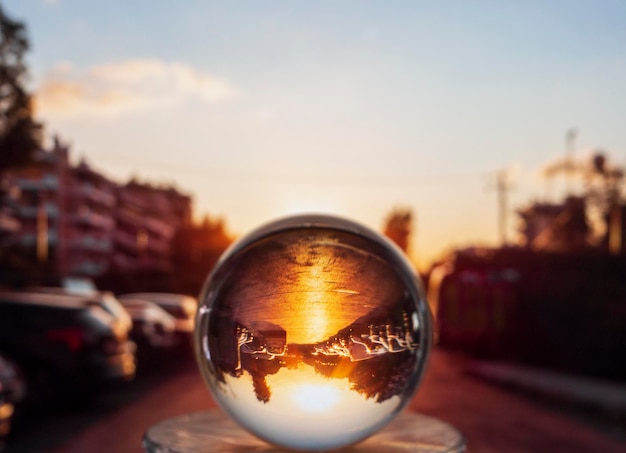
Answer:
[{"xmin": 291, "ymin": 383, "xmax": 340, "ymax": 412}]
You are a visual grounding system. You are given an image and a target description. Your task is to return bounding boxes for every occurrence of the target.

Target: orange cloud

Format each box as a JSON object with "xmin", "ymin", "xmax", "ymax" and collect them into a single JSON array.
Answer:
[{"xmin": 35, "ymin": 59, "xmax": 239, "ymax": 117}]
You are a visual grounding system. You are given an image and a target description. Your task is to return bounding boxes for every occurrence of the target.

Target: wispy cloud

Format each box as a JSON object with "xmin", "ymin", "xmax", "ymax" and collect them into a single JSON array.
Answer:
[{"xmin": 35, "ymin": 59, "xmax": 239, "ymax": 117}]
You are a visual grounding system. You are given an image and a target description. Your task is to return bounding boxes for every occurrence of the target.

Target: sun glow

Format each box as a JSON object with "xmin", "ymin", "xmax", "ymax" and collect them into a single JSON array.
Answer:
[
  {"xmin": 291, "ymin": 383, "xmax": 341, "ymax": 412},
  {"xmin": 302, "ymin": 265, "xmax": 330, "ymax": 343},
  {"xmin": 279, "ymin": 190, "xmax": 341, "ymax": 219},
  {"xmin": 222, "ymin": 365, "xmax": 401, "ymax": 449}
]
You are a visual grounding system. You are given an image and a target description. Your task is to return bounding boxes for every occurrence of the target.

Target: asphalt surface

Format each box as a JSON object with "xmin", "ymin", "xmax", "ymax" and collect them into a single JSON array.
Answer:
[
  {"xmin": 4, "ymin": 349, "xmax": 626, "ymax": 453},
  {"xmin": 409, "ymin": 351, "xmax": 626, "ymax": 453}
]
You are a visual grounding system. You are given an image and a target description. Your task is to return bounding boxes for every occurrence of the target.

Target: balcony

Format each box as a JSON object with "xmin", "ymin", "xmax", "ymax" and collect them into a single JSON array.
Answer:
[
  {"xmin": 117, "ymin": 190, "xmax": 144, "ymax": 208},
  {"xmin": 16, "ymin": 174, "xmax": 59, "ymax": 191},
  {"xmin": 144, "ymin": 217, "xmax": 174, "ymax": 239},
  {"xmin": 113, "ymin": 230, "xmax": 140, "ymax": 253},
  {"xmin": 16, "ymin": 203, "xmax": 59, "ymax": 219},
  {"xmin": 111, "ymin": 253, "xmax": 170, "ymax": 272},
  {"xmin": 18, "ymin": 230, "xmax": 59, "ymax": 246},
  {"xmin": 74, "ymin": 184, "xmax": 116, "ymax": 207},
  {"xmin": 72, "ymin": 235, "xmax": 113, "ymax": 253},
  {"xmin": 117, "ymin": 209, "xmax": 145, "ymax": 229},
  {"xmin": 112, "ymin": 253, "xmax": 138, "ymax": 270},
  {"xmin": 0, "ymin": 210, "xmax": 19, "ymax": 234},
  {"xmin": 70, "ymin": 259, "xmax": 109, "ymax": 277},
  {"xmin": 74, "ymin": 210, "xmax": 115, "ymax": 230}
]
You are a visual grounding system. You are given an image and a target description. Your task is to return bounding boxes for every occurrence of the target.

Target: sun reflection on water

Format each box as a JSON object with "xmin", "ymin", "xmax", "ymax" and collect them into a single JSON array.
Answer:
[
  {"xmin": 299, "ymin": 260, "xmax": 330, "ymax": 343},
  {"xmin": 221, "ymin": 364, "xmax": 400, "ymax": 447}
]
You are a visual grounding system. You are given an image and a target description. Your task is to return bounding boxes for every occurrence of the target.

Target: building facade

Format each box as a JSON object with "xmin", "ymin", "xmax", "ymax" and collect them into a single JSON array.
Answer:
[
  {"xmin": 113, "ymin": 181, "xmax": 191, "ymax": 273},
  {"xmin": 0, "ymin": 175, "xmax": 20, "ymax": 238},
  {"xmin": 7, "ymin": 137, "xmax": 192, "ymax": 279}
]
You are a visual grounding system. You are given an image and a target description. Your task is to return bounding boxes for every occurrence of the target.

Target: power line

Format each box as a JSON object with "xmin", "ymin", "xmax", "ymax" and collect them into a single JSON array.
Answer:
[{"xmin": 85, "ymin": 151, "xmax": 486, "ymax": 188}]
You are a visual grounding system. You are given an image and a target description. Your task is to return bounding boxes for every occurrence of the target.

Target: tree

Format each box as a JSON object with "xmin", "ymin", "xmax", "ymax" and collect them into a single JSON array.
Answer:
[
  {"xmin": 0, "ymin": 4, "xmax": 41, "ymax": 172},
  {"xmin": 383, "ymin": 208, "xmax": 413, "ymax": 254},
  {"xmin": 169, "ymin": 215, "xmax": 233, "ymax": 295},
  {"xmin": 584, "ymin": 152, "xmax": 624, "ymax": 252}
]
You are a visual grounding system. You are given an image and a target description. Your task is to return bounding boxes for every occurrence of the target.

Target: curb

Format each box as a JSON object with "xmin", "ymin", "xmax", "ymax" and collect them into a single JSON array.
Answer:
[{"xmin": 466, "ymin": 361, "xmax": 626, "ymax": 415}]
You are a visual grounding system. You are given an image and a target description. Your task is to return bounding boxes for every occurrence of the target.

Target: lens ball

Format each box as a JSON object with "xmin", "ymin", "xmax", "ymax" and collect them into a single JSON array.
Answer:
[{"xmin": 195, "ymin": 214, "xmax": 432, "ymax": 451}]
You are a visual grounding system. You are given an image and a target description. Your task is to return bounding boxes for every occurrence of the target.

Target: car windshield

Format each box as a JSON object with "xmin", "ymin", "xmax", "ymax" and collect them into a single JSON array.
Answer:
[
  {"xmin": 62, "ymin": 278, "xmax": 97, "ymax": 294},
  {"xmin": 99, "ymin": 293, "xmax": 129, "ymax": 320}
]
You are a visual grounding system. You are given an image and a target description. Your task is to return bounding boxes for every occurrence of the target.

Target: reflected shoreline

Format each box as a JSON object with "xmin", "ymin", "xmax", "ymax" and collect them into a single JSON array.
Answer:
[{"xmin": 210, "ymin": 304, "xmax": 420, "ymax": 404}]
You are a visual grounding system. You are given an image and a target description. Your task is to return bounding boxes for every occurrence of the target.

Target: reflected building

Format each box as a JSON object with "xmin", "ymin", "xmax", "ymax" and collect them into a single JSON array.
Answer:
[{"xmin": 209, "ymin": 305, "xmax": 419, "ymax": 404}]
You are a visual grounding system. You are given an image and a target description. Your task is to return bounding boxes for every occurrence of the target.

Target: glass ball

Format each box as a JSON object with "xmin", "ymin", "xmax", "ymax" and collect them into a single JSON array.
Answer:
[{"xmin": 195, "ymin": 214, "xmax": 432, "ymax": 451}]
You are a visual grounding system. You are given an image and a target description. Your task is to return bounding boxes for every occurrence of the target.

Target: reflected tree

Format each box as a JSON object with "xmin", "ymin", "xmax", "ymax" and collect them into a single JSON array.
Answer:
[{"xmin": 349, "ymin": 353, "xmax": 416, "ymax": 403}]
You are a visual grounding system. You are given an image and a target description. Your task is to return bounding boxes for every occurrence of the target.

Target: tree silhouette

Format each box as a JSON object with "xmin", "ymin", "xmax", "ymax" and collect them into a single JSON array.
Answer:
[
  {"xmin": 383, "ymin": 208, "xmax": 413, "ymax": 253},
  {"xmin": 0, "ymin": 5, "xmax": 41, "ymax": 172},
  {"xmin": 169, "ymin": 215, "xmax": 233, "ymax": 295}
]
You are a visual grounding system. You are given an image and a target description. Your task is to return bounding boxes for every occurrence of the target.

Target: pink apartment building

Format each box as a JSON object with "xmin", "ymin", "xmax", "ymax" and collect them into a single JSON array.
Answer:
[{"xmin": 8, "ymin": 137, "xmax": 191, "ymax": 279}]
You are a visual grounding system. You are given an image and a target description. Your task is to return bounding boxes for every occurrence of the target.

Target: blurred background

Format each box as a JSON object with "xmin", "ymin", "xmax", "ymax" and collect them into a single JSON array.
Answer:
[{"xmin": 0, "ymin": 1, "xmax": 625, "ymax": 452}]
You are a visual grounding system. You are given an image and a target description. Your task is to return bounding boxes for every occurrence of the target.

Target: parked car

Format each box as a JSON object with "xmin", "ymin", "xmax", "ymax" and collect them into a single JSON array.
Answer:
[
  {"xmin": 119, "ymin": 293, "xmax": 197, "ymax": 348},
  {"xmin": 0, "ymin": 354, "xmax": 26, "ymax": 408},
  {"xmin": 0, "ymin": 397, "xmax": 13, "ymax": 448},
  {"xmin": 0, "ymin": 291, "xmax": 136, "ymax": 402},
  {"xmin": 25, "ymin": 287, "xmax": 133, "ymax": 333},
  {"xmin": 0, "ymin": 379, "xmax": 14, "ymax": 445},
  {"xmin": 0, "ymin": 354, "xmax": 25, "ymax": 444},
  {"xmin": 117, "ymin": 298, "xmax": 177, "ymax": 353}
]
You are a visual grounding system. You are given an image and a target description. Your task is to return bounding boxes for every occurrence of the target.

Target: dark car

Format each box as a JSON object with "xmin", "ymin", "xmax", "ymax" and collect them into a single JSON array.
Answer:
[
  {"xmin": 0, "ymin": 354, "xmax": 25, "ymax": 444},
  {"xmin": 0, "ymin": 354, "xmax": 26, "ymax": 408},
  {"xmin": 117, "ymin": 298, "xmax": 177, "ymax": 354},
  {"xmin": 0, "ymin": 291, "xmax": 136, "ymax": 402},
  {"xmin": 0, "ymin": 380, "xmax": 14, "ymax": 447},
  {"xmin": 0, "ymin": 398, "xmax": 13, "ymax": 449},
  {"xmin": 25, "ymin": 287, "xmax": 133, "ymax": 334},
  {"xmin": 119, "ymin": 293, "xmax": 197, "ymax": 348}
]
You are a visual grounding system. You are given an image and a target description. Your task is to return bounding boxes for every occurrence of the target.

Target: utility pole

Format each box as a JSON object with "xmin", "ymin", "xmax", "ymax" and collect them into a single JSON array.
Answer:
[
  {"xmin": 489, "ymin": 170, "xmax": 514, "ymax": 246},
  {"xmin": 565, "ymin": 128, "xmax": 577, "ymax": 195}
]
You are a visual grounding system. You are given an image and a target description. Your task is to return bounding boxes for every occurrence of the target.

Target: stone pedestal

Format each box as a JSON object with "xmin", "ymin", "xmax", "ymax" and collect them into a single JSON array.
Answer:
[{"xmin": 143, "ymin": 410, "xmax": 466, "ymax": 452}]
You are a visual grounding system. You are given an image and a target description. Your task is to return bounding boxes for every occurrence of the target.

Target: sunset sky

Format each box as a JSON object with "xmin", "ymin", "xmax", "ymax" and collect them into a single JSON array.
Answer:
[{"xmin": 4, "ymin": 0, "xmax": 626, "ymax": 268}]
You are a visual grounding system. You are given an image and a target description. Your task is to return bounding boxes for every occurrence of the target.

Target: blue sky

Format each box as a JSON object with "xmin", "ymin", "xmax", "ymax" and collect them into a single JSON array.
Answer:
[{"xmin": 4, "ymin": 0, "xmax": 626, "ymax": 266}]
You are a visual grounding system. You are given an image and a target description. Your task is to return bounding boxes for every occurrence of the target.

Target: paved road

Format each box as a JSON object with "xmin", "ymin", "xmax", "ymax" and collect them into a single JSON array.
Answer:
[
  {"xmin": 409, "ymin": 352, "xmax": 625, "ymax": 453},
  {"xmin": 5, "ymin": 350, "xmax": 626, "ymax": 452}
]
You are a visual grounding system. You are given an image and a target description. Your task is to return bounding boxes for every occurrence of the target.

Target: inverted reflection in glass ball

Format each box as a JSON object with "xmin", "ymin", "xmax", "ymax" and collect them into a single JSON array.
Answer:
[{"xmin": 195, "ymin": 215, "xmax": 432, "ymax": 451}]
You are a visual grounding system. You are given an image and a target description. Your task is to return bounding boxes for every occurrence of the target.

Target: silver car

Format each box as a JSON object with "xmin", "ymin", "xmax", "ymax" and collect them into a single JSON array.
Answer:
[{"xmin": 119, "ymin": 293, "xmax": 197, "ymax": 349}]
